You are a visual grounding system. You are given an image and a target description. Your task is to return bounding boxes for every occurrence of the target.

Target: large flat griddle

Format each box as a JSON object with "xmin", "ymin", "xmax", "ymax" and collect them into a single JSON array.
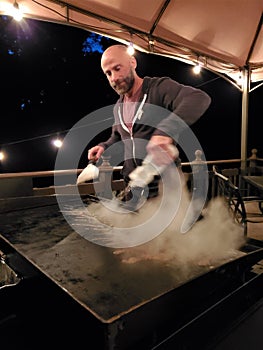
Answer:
[{"xmin": 0, "ymin": 195, "xmax": 263, "ymax": 349}]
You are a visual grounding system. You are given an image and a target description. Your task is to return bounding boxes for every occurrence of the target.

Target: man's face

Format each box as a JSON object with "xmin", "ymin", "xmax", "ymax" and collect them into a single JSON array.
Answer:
[{"xmin": 101, "ymin": 50, "xmax": 135, "ymax": 95}]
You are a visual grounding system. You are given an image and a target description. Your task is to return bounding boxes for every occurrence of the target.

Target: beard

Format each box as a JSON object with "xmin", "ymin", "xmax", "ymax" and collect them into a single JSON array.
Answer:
[{"xmin": 111, "ymin": 68, "xmax": 135, "ymax": 95}]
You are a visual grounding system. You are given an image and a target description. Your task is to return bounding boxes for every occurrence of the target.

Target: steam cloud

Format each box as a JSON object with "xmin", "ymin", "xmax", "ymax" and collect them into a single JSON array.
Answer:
[{"xmin": 85, "ymin": 169, "xmax": 245, "ymax": 266}]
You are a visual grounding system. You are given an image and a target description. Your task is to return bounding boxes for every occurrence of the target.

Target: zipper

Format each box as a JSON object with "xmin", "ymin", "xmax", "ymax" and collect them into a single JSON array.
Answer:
[
  {"xmin": 118, "ymin": 93, "xmax": 147, "ymax": 164},
  {"xmin": 130, "ymin": 134, "xmax": 137, "ymax": 164}
]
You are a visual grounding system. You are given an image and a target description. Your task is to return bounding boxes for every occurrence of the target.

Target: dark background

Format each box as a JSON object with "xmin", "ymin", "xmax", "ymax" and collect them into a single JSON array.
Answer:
[{"xmin": 1, "ymin": 15, "xmax": 262, "ymax": 172}]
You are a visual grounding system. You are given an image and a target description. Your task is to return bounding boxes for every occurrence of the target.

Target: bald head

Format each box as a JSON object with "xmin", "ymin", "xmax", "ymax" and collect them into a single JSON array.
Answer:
[
  {"xmin": 101, "ymin": 45, "xmax": 133, "ymax": 70},
  {"xmin": 101, "ymin": 44, "xmax": 140, "ymax": 96},
  {"xmin": 102, "ymin": 44, "xmax": 130, "ymax": 57}
]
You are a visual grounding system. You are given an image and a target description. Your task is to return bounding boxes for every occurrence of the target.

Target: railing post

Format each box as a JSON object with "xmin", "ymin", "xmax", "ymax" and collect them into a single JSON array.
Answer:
[
  {"xmin": 97, "ymin": 155, "xmax": 113, "ymax": 199},
  {"xmin": 248, "ymin": 148, "xmax": 258, "ymax": 175},
  {"xmin": 190, "ymin": 149, "xmax": 209, "ymax": 206}
]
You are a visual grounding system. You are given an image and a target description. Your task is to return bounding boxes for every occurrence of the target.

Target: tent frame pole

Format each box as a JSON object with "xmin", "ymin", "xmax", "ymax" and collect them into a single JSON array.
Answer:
[{"xmin": 240, "ymin": 68, "xmax": 250, "ymax": 172}]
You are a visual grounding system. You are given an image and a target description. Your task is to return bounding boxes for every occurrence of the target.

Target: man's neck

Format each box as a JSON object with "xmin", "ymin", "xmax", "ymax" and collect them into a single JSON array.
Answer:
[{"xmin": 125, "ymin": 77, "xmax": 143, "ymax": 99}]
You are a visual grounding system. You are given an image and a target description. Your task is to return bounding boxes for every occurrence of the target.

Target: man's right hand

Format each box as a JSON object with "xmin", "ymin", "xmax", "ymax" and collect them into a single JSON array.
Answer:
[
  {"xmin": 88, "ymin": 145, "xmax": 104, "ymax": 161},
  {"xmin": 146, "ymin": 136, "xmax": 179, "ymax": 166}
]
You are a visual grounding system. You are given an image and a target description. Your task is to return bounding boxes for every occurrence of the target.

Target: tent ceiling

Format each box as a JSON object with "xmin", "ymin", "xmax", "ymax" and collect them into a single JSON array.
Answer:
[{"xmin": 1, "ymin": 0, "xmax": 263, "ymax": 84}]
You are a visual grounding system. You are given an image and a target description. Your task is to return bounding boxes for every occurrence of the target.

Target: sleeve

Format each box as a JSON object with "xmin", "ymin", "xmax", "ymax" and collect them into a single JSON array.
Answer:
[
  {"xmin": 153, "ymin": 78, "xmax": 211, "ymax": 141},
  {"xmin": 98, "ymin": 124, "xmax": 121, "ymax": 150}
]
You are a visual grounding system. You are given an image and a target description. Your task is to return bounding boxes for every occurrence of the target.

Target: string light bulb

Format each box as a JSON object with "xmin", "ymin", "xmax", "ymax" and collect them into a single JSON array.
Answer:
[
  {"xmin": 12, "ymin": 1, "xmax": 23, "ymax": 21},
  {"xmin": 193, "ymin": 63, "xmax": 201, "ymax": 74},
  {"xmin": 52, "ymin": 138, "xmax": 63, "ymax": 148},
  {"xmin": 0, "ymin": 151, "xmax": 5, "ymax": 161},
  {"xmin": 127, "ymin": 41, "xmax": 135, "ymax": 56},
  {"xmin": 237, "ymin": 70, "xmax": 243, "ymax": 86}
]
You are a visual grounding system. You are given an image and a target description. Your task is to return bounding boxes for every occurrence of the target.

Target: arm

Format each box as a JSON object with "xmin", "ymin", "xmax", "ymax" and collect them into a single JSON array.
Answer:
[
  {"xmin": 88, "ymin": 125, "xmax": 121, "ymax": 161},
  {"xmin": 153, "ymin": 78, "xmax": 211, "ymax": 141},
  {"xmin": 162, "ymin": 78, "xmax": 211, "ymax": 125},
  {"xmin": 147, "ymin": 77, "xmax": 211, "ymax": 164}
]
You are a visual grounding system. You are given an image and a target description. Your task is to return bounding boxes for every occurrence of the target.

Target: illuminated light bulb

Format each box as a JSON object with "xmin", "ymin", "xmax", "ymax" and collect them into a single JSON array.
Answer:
[
  {"xmin": 193, "ymin": 64, "xmax": 201, "ymax": 74},
  {"xmin": 0, "ymin": 151, "xmax": 5, "ymax": 161},
  {"xmin": 53, "ymin": 139, "xmax": 63, "ymax": 148},
  {"xmin": 127, "ymin": 42, "xmax": 135, "ymax": 56},
  {"xmin": 12, "ymin": 1, "xmax": 23, "ymax": 21}
]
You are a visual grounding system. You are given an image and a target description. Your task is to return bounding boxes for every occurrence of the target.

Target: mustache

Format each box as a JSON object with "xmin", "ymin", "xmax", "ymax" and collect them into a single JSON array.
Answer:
[{"xmin": 112, "ymin": 79, "xmax": 124, "ymax": 89}]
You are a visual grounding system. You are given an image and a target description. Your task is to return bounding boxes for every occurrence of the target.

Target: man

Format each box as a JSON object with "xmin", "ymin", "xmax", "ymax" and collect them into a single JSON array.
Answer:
[{"xmin": 88, "ymin": 44, "xmax": 211, "ymax": 210}]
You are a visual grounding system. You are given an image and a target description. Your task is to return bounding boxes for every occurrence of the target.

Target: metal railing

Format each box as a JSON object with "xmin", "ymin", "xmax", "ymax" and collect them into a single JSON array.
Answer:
[{"xmin": 0, "ymin": 149, "xmax": 262, "ymax": 200}]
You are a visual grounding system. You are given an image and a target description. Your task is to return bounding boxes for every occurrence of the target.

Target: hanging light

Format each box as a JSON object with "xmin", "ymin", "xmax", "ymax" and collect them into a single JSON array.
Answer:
[
  {"xmin": 127, "ymin": 41, "xmax": 135, "ymax": 56},
  {"xmin": 192, "ymin": 55, "xmax": 202, "ymax": 75},
  {"xmin": 148, "ymin": 38, "xmax": 155, "ymax": 52},
  {"xmin": 237, "ymin": 69, "xmax": 243, "ymax": 86},
  {"xmin": 0, "ymin": 151, "xmax": 5, "ymax": 161},
  {"xmin": 52, "ymin": 138, "xmax": 63, "ymax": 148},
  {"xmin": 193, "ymin": 63, "xmax": 201, "ymax": 74},
  {"xmin": 127, "ymin": 33, "xmax": 135, "ymax": 56},
  {"xmin": 11, "ymin": 1, "xmax": 23, "ymax": 21}
]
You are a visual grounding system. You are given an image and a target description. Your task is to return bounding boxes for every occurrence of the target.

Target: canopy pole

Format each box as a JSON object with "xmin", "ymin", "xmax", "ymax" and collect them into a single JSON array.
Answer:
[{"xmin": 240, "ymin": 68, "xmax": 250, "ymax": 171}]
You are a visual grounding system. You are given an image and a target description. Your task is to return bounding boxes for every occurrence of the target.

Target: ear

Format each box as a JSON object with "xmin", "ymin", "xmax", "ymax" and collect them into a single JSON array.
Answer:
[{"xmin": 130, "ymin": 56, "xmax": 137, "ymax": 69}]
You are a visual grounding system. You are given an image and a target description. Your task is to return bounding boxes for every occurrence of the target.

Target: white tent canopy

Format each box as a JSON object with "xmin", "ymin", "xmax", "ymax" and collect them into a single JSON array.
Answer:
[{"xmin": 1, "ymin": 0, "xmax": 263, "ymax": 164}]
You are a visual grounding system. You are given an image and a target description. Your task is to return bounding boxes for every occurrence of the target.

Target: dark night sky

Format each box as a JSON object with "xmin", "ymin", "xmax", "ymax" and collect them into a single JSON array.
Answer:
[{"xmin": 1, "ymin": 15, "xmax": 262, "ymax": 173}]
